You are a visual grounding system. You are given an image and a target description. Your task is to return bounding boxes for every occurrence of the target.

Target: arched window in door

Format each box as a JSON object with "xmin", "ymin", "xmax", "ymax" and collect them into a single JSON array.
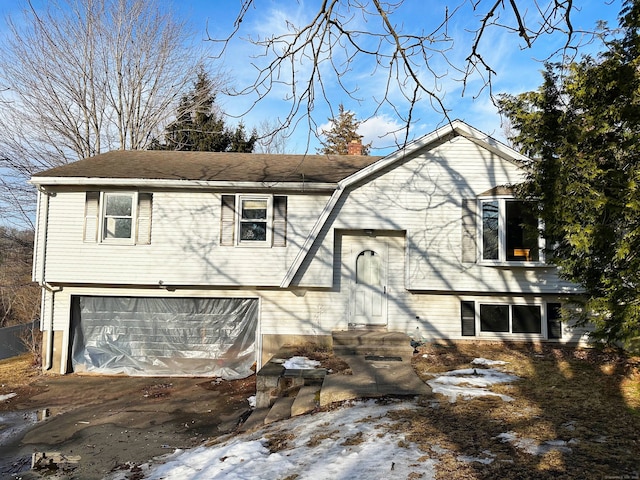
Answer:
[{"xmin": 356, "ymin": 250, "xmax": 381, "ymax": 285}]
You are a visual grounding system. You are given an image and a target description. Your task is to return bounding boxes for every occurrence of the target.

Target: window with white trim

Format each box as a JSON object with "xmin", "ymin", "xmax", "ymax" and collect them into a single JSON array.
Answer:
[
  {"xmin": 480, "ymin": 304, "xmax": 542, "ymax": 334},
  {"xmin": 239, "ymin": 196, "xmax": 270, "ymax": 243},
  {"xmin": 83, "ymin": 191, "xmax": 152, "ymax": 244},
  {"xmin": 481, "ymin": 198, "xmax": 542, "ymax": 263},
  {"xmin": 459, "ymin": 301, "xmax": 563, "ymax": 339},
  {"xmin": 103, "ymin": 192, "xmax": 135, "ymax": 240},
  {"xmin": 220, "ymin": 194, "xmax": 287, "ymax": 247}
]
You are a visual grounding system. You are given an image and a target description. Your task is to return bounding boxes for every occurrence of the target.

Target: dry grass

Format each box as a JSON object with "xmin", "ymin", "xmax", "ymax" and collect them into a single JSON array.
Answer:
[
  {"xmin": 294, "ymin": 342, "xmax": 352, "ymax": 374},
  {"xmin": 0, "ymin": 353, "xmax": 39, "ymax": 387},
  {"xmin": 265, "ymin": 432, "xmax": 295, "ymax": 453},
  {"xmin": 0, "ymin": 353, "xmax": 43, "ymax": 412},
  {"xmin": 400, "ymin": 342, "xmax": 640, "ymax": 479}
]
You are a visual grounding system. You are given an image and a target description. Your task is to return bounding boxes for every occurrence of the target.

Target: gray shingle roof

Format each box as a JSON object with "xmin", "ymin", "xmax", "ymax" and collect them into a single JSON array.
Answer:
[{"xmin": 33, "ymin": 151, "xmax": 383, "ymax": 183}]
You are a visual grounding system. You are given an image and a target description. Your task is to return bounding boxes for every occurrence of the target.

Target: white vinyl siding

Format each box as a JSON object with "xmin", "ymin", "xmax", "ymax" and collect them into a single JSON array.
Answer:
[
  {"xmin": 44, "ymin": 285, "xmax": 589, "ymax": 373},
  {"xmin": 42, "ymin": 190, "xmax": 323, "ymax": 287},
  {"xmin": 297, "ymin": 136, "xmax": 577, "ymax": 294}
]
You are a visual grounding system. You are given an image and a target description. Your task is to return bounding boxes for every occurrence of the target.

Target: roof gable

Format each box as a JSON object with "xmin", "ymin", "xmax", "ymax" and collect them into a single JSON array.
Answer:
[
  {"xmin": 279, "ymin": 120, "xmax": 529, "ymax": 287},
  {"xmin": 335, "ymin": 119, "xmax": 527, "ymax": 189},
  {"xmin": 31, "ymin": 120, "xmax": 524, "ymax": 189}
]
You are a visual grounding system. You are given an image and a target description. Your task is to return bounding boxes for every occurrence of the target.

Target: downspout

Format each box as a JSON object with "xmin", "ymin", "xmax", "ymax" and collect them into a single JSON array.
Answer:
[
  {"xmin": 42, "ymin": 283, "xmax": 62, "ymax": 371},
  {"xmin": 37, "ymin": 186, "xmax": 62, "ymax": 371}
]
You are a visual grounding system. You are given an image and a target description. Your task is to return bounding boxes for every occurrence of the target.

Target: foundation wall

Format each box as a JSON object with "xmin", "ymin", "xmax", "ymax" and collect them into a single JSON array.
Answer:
[{"xmin": 41, "ymin": 330, "xmax": 65, "ymax": 374}]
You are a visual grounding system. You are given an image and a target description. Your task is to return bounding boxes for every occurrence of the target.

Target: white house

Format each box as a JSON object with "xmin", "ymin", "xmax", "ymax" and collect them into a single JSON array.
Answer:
[{"xmin": 30, "ymin": 120, "xmax": 585, "ymax": 378}]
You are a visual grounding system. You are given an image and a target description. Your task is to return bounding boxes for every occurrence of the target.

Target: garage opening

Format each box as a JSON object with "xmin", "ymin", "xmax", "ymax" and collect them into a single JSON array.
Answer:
[{"xmin": 70, "ymin": 296, "xmax": 258, "ymax": 379}]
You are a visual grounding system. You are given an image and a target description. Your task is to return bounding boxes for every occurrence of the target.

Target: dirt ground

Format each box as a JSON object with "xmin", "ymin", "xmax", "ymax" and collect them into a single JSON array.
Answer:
[
  {"xmin": 0, "ymin": 356, "xmax": 255, "ymax": 480},
  {"xmin": 2, "ymin": 343, "xmax": 639, "ymax": 480}
]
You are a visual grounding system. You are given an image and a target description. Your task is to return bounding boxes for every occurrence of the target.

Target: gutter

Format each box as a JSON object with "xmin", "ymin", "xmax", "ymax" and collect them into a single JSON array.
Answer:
[{"xmin": 29, "ymin": 177, "xmax": 338, "ymax": 192}]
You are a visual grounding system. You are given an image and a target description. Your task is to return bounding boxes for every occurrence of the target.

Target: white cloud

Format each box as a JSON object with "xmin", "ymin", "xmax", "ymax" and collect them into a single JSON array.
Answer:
[{"xmin": 359, "ymin": 115, "xmax": 407, "ymax": 151}]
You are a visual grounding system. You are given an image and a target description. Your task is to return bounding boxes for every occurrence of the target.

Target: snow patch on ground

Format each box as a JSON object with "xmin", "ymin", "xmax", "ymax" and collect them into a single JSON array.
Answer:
[
  {"xmin": 247, "ymin": 395, "xmax": 256, "ymax": 408},
  {"xmin": 472, "ymin": 357, "xmax": 508, "ymax": 366},
  {"xmin": 0, "ymin": 393, "xmax": 17, "ymax": 402},
  {"xmin": 457, "ymin": 454, "xmax": 495, "ymax": 465},
  {"xmin": 496, "ymin": 431, "xmax": 575, "ymax": 455},
  {"xmin": 282, "ymin": 356, "xmax": 322, "ymax": 369},
  {"xmin": 427, "ymin": 368, "xmax": 519, "ymax": 403},
  {"xmin": 144, "ymin": 400, "xmax": 436, "ymax": 480},
  {"xmin": 130, "ymin": 358, "xmax": 525, "ymax": 479}
]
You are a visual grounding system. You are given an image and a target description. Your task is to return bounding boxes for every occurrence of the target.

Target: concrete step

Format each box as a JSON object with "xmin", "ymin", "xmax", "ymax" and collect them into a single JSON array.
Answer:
[
  {"xmin": 291, "ymin": 386, "xmax": 320, "ymax": 416},
  {"xmin": 333, "ymin": 344, "xmax": 414, "ymax": 357},
  {"xmin": 238, "ymin": 408, "xmax": 269, "ymax": 432},
  {"xmin": 264, "ymin": 397, "xmax": 295, "ymax": 425},
  {"xmin": 332, "ymin": 330, "xmax": 413, "ymax": 348}
]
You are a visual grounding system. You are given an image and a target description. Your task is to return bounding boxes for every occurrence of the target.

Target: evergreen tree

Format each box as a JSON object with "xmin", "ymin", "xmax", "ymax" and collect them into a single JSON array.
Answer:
[
  {"xmin": 150, "ymin": 70, "xmax": 257, "ymax": 152},
  {"xmin": 318, "ymin": 104, "xmax": 371, "ymax": 155},
  {"xmin": 498, "ymin": 0, "xmax": 640, "ymax": 346}
]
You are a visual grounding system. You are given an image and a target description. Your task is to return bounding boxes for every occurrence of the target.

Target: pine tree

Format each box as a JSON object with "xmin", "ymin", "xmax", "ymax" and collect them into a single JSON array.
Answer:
[
  {"xmin": 150, "ymin": 70, "xmax": 257, "ymax": 152},
  {"xmin": 498, "ymin": 0, "xmax": 640, "ymax": 347},
  {"xmin": 318, "ymin": 104, "xmax": 370, "ymax": 155}
]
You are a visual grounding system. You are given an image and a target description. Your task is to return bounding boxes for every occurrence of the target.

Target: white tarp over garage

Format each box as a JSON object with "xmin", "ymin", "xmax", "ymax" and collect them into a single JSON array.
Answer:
[{"xmin": 70, "ymin": 296, "xmax": 258, "ymax": 379}]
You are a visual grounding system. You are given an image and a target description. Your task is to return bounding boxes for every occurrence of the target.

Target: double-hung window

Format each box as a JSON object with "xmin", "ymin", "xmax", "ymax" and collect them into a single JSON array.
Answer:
[
  {"xmin": 481, "ymin": 198, "xmax": 542, "ymax": 263},
  {"xmin": 84, "ymin": 191, "xmax": 153, "ymax": 244},
  {"xmin": 103, "ymin": 192, "xmax": 135, "ymax": 241},
  {"xmin": 238, "ymin": 196, "xmax": 270, "ymax": 244},
  {"xmin": 220, "ymin": 194, "xmax": 287, "ymax": 247}
]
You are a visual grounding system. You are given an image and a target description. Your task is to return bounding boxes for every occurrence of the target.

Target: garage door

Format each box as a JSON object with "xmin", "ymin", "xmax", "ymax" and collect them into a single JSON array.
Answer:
[{"xmin": 70, "ymin": 296, "xmax": 258, "ymax": 379}]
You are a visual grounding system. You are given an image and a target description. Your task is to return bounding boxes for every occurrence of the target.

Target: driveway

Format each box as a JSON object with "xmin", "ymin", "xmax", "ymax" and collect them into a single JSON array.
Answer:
[{"xmin": 0, "ymin": 372, "xmax": 255, "ymax": 479}]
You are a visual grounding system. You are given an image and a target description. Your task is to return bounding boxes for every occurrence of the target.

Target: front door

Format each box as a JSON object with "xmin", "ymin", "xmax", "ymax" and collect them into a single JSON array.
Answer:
[{"xmin": 351, "ymin": 241, "xmax": 387, "ymax": 326}]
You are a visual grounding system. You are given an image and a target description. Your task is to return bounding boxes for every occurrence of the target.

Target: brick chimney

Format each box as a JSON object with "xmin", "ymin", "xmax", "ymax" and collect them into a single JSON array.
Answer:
[{"xmin": 347, "ymin": 138, "xmax": 363, "ymax": 155}]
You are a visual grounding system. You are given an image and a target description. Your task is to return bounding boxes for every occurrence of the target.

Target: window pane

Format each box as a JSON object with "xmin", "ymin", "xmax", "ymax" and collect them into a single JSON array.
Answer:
[
  {"xmin": 104, "ymin": 218, "xmax": 132, "ymax": 239},
  {"xmin": 480, "ymin": 304, "xmax": 509, "ymax": 332},
  {"xmin": 105, "ymin": 195, "xmax": 132, "ymax": 216},
  {"xmin": 240, "ymin": 221, "xmax": 267, "ymax": 241},
  {"xmin": 356, "ymin": 250, "xmax": 381, "ymax": 285},
  {"xmin": 506, "ymin": 201, "xmax": 539, "ymax": 261},
  {"xmin": 512, "ymin": 305, "xmax": 542, "ymax": 333},
  {"xmin": 242, "ymin": 200, "xmax": 267, "ymax": 220},
  {"xmin": 482, "ymin": 201, "xmax": 499, "ymax": 260}
]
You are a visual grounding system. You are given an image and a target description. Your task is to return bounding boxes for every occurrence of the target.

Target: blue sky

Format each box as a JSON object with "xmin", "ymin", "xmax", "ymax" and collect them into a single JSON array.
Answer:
[{"xmin": 0, "ymin": 0, "xmax": 622, "ymax": 154}]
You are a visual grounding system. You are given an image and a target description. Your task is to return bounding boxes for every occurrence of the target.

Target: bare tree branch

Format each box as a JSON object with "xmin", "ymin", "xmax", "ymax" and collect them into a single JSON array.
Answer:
[
  {"xmin": 0, "ymin": 0, "xmax": 208, "ymax": 228},
  {"xmin": 210, "ymin": 0, "xmax": 596, "ymax": 148}
]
